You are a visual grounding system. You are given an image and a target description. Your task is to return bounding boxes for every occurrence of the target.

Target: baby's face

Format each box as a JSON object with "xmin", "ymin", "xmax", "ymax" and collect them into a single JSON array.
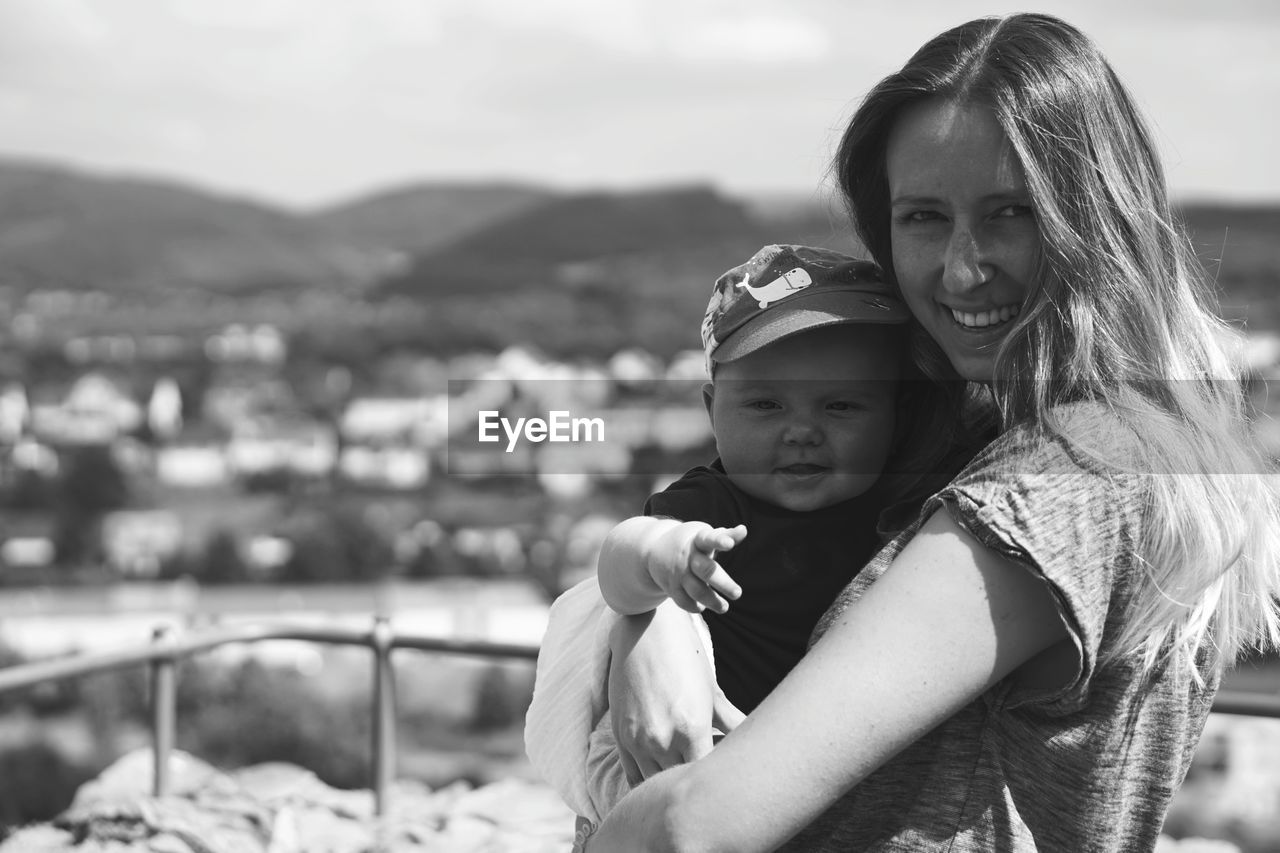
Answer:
[{"xmin": 705, "ymin": 325, "xmax": 899, "ymax": 512}]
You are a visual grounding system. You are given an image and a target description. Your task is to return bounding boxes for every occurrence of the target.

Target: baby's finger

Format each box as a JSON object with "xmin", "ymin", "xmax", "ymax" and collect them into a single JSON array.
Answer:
[
  {"xmin": 687, "ymin": 550, "xmax": 719, "ymax": 581},
  {"xmin": 688, "ymin": 554, "xmax": 741, "ymax": 601},
  {"xmin": 669, "ymin": 587, "xmax": 706, "ymax": 615},
  {"xmin": 695, "ymin": 526, "xmax": 744, "ymax": 553},
  {"xmin": 682, "ymin": 576, "xmax": 729, "ymax": 614},
  {"xmin": 719, "ymin": 524, "xmax": 748, "ymax": 548},
  {"xmin": 704, "ymin": 564, "xmax": 742, "ymax": 601},
  {"xmin": 690, "ymin": 526, "xmax": 731, "ymax": 554}
]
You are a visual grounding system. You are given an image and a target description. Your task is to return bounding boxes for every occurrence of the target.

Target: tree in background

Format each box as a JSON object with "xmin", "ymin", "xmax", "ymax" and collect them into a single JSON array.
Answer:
[
  {"xmin": 201, "ymin": 529, "xmax": 249, "ymax": 585},
  {"xmin": 278, "ymin": 502, "xmax": 394, "ymax": 583},
  {"xmin": 51, "ymin": 444, "xmax": 130, "ymax": 569}
]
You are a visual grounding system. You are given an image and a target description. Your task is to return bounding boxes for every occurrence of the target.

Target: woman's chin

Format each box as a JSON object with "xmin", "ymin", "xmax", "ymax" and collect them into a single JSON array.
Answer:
[
  {"xmin": 935, "ymin": 342, "xmax": 997, "ymax": 383},
  {"xmin": 936, "ymin": 328, "xmax": 1007, "ymax": 383}
]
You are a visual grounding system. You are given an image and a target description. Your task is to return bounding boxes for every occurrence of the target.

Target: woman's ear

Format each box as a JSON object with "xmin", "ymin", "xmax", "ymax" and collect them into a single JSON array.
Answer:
[{"xmin": 702, "ymin": 382, "xmax": 716, "ymax": 428}]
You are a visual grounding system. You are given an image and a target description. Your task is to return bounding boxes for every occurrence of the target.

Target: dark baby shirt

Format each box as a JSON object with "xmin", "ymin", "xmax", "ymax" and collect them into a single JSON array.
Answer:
[{"xmin": 644, "ymin": 459, "xmax": 882, "ymax": 714}]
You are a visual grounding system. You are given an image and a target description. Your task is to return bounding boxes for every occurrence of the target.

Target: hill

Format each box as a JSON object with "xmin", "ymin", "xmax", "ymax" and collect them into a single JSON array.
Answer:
[
  {"xmin": 366, "ymin": 190, "xmax": 1280, "ymax": 358},
  {"xmin": 376, "ymin": 185, "xmax": 768, "ymax": 297},
  {"xmin": 1181, "ymin": 204, "xmax": 1280, "ymax": 330},
  {"xmin": 311, "ymin": 182, "xmax": 557, "ymax": 255},
  {"xmin": 0, "ymin": 157, "xmax": 1274, "ymax": 353},
  {"xmin": 0, "ymin": 159, "xmax": 376, "ymax": 294},
  {"xmin": 369, "ymin": 185, "xmax": 868, "ymax": 357}
]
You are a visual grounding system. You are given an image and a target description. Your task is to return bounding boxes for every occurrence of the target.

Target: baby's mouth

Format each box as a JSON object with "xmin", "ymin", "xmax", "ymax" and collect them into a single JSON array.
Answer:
[{"xmin": 777, "ymin": 463, "xmax": 828, "ymax": 476}]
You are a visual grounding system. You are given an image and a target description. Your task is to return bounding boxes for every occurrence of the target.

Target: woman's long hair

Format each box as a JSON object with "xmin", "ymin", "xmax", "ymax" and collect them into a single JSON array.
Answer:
[{"xmin": 834, "ymin": 13, "xmax": 1280, "ymax": 682}]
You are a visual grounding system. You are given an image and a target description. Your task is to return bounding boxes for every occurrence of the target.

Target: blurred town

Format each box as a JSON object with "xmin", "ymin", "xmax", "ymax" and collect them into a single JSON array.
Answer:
[{"xmin": 0, "ymin": 324, "xmax": 715, "ymax": 595}]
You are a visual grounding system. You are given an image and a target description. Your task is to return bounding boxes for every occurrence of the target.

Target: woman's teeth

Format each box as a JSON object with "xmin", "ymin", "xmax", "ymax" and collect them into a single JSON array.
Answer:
[{"xmin": 950, "ymin": 304, "xmax": 1020, "ymax": 328}]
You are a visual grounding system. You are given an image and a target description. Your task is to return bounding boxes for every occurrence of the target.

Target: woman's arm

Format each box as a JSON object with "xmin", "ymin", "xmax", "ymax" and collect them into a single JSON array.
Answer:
[{"xmin": 587, "ymin": 509, "xmax": 1071, "ymax": 852}]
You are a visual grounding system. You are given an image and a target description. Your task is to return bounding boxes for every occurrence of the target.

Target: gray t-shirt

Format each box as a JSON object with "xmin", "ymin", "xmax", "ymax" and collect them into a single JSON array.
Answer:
[{"xmin": 781, "ymin": 403, "xmax": 1218, "ymax": 852}]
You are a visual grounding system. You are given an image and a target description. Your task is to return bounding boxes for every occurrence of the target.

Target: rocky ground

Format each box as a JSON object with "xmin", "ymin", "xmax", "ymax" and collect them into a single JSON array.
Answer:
[
  {"xmin": 0, "ymin": 749, "xmax": 576, "ymax": 853},
  {"xmin": 5, "ymin": 711, "xmax": 1280, "ymax": 852}
]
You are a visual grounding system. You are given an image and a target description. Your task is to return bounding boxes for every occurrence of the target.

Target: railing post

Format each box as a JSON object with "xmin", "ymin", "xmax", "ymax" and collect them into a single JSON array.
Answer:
[
  {"xmin": 370, "ymin": 615, "xmax": 396, "ymax": 816},
  {"xmin": 149, "ymin": 624, "xmax": 177, "ymax": 797}
]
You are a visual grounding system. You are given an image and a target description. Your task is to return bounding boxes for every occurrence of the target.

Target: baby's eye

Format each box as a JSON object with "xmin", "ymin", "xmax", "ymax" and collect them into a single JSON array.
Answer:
[
  {"xmin": 827, "ymin": 401, "xmax": 861, "ymax": 413},
  {"xmin": 747, "ymin": 400, "xmax": 781, "ymax": 411}
]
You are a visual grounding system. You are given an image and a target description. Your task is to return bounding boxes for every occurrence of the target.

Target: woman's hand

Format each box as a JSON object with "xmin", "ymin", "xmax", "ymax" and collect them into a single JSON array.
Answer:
[{"xmin": 608, "ymin": 601, "xmax": 745, "ymax": 784}]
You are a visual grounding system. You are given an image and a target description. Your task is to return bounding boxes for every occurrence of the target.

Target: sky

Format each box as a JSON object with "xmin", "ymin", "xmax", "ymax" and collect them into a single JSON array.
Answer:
[{"xmin": 1, "ymin": 0, "xmax": 1277, "ymax": 210}]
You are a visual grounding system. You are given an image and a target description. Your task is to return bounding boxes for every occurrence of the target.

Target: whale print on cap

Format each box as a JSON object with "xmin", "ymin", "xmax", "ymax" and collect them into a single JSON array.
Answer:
[{"xmin": 701, "ymin": 244, "xmax": 909, "ymax": 375}]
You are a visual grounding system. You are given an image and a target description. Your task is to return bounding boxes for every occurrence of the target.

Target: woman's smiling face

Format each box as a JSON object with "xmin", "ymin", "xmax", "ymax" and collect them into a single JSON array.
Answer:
[{"xmin": 886, "ymin": 99, "xmax": 1040, "ymax": 383}]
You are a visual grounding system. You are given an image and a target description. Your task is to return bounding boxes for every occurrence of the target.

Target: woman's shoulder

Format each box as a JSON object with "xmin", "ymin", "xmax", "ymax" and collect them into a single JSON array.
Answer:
[
  {"xmin": 966, "ymin": 399, "xmax": 1145, "ymax": 481},
  {"xmin": 933, "ymin": 400, "xmax": 1149, "ymax": 554}
]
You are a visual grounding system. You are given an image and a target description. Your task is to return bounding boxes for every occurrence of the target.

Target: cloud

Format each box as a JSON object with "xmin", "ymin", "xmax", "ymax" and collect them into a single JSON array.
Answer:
[
  {"xmin": 3, "ymin": 0, "xmax": 109, "ymax": 47},
  {"xmin": 0, "ymin": 0, "xmax": 1274, "ymax": 204},
  {"xmin": 454, "ymin": 0, "xmax": 654, "ymax": 54},
  {"xmin": 669, "ymin": 14, "xmax": 831, "ymax": 64},
  {"xmin": 447, "ymin": 0, "xmax": 829, "ymax": 64}
]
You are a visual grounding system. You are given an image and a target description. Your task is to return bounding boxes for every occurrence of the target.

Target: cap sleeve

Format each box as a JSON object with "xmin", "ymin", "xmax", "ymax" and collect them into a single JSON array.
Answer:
[{"xmin": 924, "ymin": 412, "xmax": 1144, "ymax": 713}]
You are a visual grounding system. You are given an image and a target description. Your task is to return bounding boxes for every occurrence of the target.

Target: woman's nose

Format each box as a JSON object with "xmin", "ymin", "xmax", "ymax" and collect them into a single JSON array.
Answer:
[{"xmin": 942, "ymin": 227, "xmax": 993, "ymax": 293}]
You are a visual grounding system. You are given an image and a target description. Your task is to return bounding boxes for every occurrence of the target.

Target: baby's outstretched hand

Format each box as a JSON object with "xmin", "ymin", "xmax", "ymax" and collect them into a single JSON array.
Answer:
[{"xmin": 649, "ymin": 522, "xmax": 746, "ymax": 615}]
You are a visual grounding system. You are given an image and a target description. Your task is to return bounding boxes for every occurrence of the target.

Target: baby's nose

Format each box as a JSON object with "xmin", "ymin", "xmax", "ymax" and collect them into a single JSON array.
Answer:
[{"xmin": 782, "ymin": 420, "xmax": 822, "ymax": 445}]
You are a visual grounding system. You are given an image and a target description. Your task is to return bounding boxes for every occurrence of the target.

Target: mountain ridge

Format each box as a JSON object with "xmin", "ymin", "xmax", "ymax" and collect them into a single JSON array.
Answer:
[
  {"xmin": 312, "ymin": 181, "xmax": 558, "ymax": 255},
  {"xmin": 0, "ymin": 157, "xmax": 1274, "ymax": 315}
]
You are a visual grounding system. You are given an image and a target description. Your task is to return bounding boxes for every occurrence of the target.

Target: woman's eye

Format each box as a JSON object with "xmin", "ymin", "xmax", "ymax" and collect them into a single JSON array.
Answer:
[
  {"xmin": 895, "ymin": 210, "xmax": 943, "ymax": 224},
  {"xmin": 995, "ymin": 204, "xmax": 1035, "ymax": 219}
]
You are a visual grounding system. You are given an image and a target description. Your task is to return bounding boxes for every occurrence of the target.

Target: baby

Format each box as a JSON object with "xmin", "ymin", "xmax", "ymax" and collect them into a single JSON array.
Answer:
[
  {"xmin": 526, "ymin": 244, "xmax": 914, "ymax": 826},
  {"xmin": 598, "ymin": 244, "xmax": 908, "ymax": 714}
]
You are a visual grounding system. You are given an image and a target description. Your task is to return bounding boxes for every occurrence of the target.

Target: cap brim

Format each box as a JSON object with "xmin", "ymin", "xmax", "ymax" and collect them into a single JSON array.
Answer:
[{"xmin": 713, "ymin": 288, "xmax": 909, "ymax": 365}]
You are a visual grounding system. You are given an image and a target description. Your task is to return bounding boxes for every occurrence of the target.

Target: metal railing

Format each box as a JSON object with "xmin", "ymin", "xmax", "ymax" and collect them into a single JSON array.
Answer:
[
  {"xmin": 0, "ymin": 616, "xmax": 538, "ymax": 815},
  {"xmin": 1207, "ymin": 689, "xmax": 1280, "ymax": 719},
  {"xmin": 0, "ymin": 617, "xmax": 1278, "ymax": 816}
]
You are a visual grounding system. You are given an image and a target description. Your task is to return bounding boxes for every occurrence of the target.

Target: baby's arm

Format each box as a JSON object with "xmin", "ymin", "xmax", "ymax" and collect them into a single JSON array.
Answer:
[{"xmin": 597, "ymin": 517, "xmax": 746, "ymax": 616}]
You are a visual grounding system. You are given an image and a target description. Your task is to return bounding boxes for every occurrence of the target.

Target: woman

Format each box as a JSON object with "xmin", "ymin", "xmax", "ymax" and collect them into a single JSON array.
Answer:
[{"xmin": 584, "ymin": 13, "xmax": 1280, "ymax": 852}]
